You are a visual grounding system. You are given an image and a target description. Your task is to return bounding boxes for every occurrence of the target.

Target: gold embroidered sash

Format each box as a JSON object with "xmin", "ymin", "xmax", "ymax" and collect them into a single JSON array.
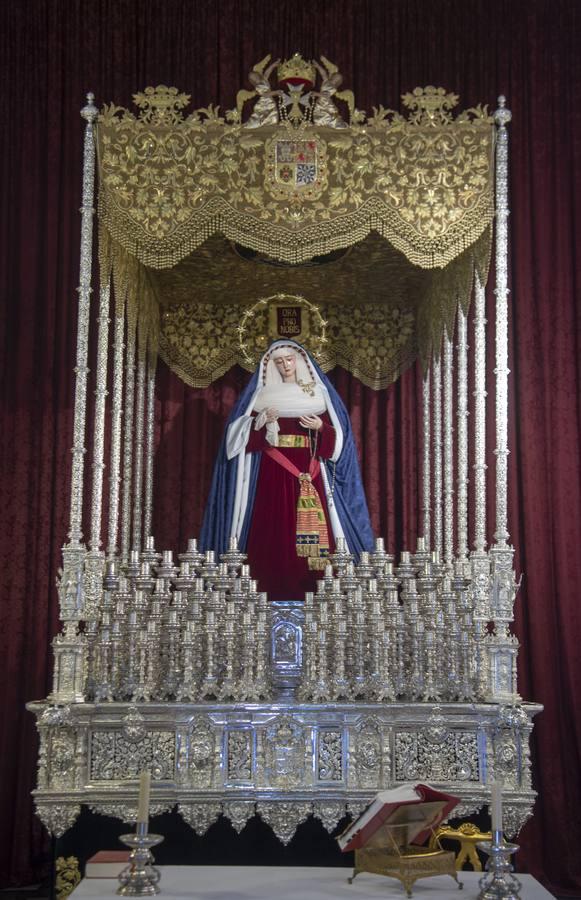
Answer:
[{"xmin": 263, "ymin": 448, "xmax": 330, "ymax": 569}]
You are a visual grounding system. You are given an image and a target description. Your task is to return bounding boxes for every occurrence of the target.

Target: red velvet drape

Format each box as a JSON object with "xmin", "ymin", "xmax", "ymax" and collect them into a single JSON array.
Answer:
[{"xmin": 1, "ymin": 0, "xmax": 580, "ymax": 892}]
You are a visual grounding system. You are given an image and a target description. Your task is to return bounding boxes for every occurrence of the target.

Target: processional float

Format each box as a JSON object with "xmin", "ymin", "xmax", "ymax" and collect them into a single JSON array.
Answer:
[{"xmin": 29, "ymin": 54, "xmax": 541, "ymax": 846}]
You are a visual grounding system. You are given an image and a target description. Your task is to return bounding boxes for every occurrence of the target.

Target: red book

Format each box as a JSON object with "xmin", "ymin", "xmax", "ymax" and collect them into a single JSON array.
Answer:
[
  {"xmin": 337, "ymin": 783, "xmax": 460, "ymax": 852},
  {"xmin": 85, "ymin": 850, "xmax": 131, "ymax": 878}
]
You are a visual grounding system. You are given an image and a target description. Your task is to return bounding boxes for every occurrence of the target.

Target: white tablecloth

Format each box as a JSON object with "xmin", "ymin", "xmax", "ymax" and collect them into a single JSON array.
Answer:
[{"xmin": 72, "ymin": 865, "xmax": 556, "ymax": 898}]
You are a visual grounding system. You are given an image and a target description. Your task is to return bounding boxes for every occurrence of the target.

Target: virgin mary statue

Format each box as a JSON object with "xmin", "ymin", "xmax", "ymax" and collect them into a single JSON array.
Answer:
[{"xmin": 200, "ymin": 340, "xmax": 374, "ymax": 601}]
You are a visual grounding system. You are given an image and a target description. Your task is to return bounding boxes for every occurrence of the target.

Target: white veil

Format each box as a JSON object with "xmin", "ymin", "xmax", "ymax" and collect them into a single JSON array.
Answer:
[{"xmin": 226, "ymin": 340, "xmax": 346, "ymax": 545}]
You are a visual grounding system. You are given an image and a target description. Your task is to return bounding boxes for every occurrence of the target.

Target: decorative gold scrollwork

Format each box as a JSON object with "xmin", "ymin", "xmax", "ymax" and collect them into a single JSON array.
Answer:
[
  {"xmin": 97, "ymin": 65, "xmax": 496, "ymax": 388},
  {"xmin": 55, "ymin": 856, "xmax": 81, "ymax": 900},
  {"xmin": 97, "ymin": 70, "xmax": 494, "ymax": 270}
]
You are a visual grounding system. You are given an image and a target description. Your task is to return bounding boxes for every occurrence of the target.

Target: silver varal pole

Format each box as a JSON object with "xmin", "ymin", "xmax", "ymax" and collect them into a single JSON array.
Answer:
[
  {"xmin": 106, "ymin": 301, "xmax": 126, "ymax": 558},
  {"xmin": 443, "ymin": 333, "xmax": 454, "ymax": 568},
  {"xmin": 53, "ymin": 93, "xmax": 98, "ymax": 703},
  {"xmin": 432, "ymin": 354, "xmax": 443, "ymax": 558},
  {"xmin": 120, "ymin": 309, "xmax": 137, "ymax": 562},
  {"xmin": 89, "ymin": 283, "xmax": 111, "ymax": 552},
  {"xmin": 487, "ymin": 97, "xmax": 519, "ymax": 703},
  {"xmin": 422, "ymin": 372, "xmax": 431, "ymax": 548},
  {"xmin": 67, "ymin": 94, "xmax": 97, "ymax": 553},
  {"xmin": 143, "ymin": 347, "xmax": 157, "ymax": 543},
  {"xmin": 473, "ymin": 272, "xmax": 487, "ymax": 553},
  {"xmin": 493, "ymin": 96, "xmax": 512, "ymax": 548},
  {"xmin": 83, "ymin": 280, "xmax": 111, "ymax": 621},
  {"xmin": 456, "ymin": 308, "xmax": 469, "ymax": 559},
  {"xmin": 132, "ymin": 338, "xmax": 147, "ymax": 551}
]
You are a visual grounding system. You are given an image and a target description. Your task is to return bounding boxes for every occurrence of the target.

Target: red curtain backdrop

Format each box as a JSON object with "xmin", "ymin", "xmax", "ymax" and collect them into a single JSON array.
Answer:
[{"xmin": 1, "ymin": 0, "xmax": 580, "ymax": 893}]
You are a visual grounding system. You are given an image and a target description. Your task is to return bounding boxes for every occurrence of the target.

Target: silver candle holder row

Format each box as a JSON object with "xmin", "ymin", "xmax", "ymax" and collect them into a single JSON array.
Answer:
[
  {"xmin": 299, "ymin": 537, "xmax": 487, "ymax": 703},
  {"xmin": 85, "ymin": 539, "xmax": 272, "ymax": 703}
]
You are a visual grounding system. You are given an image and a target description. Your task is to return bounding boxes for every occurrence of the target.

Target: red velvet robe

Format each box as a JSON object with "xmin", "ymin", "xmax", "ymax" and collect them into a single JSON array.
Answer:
[{"xmin": 245, "ymin": 414, "xmax": 336, "ymax": 601}]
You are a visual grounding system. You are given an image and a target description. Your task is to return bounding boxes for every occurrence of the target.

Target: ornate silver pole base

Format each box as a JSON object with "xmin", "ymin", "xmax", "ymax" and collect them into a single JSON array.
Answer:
[
  {"xmin": 477, "ymin": 831, "xmax": 521, "ymax": 899},
  {"xmin": 117, "ymin": 824, "xmax": 164, "ymax": 896}
]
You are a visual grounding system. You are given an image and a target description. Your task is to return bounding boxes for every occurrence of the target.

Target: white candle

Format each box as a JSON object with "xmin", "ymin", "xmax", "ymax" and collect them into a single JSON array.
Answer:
[
  {"xmin": 491, "ymin": 780, "xmax": 503, "ymax": 833},
  {"xmin": 137, "ymin": 771, "xmax": 151, "ymax": 825}
]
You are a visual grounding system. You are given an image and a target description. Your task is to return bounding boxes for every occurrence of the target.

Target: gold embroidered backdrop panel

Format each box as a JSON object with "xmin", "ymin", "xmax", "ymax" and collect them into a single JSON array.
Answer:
[{"xmin": 149, "ymin": 230, "xmax": 490, "ymax": 389}]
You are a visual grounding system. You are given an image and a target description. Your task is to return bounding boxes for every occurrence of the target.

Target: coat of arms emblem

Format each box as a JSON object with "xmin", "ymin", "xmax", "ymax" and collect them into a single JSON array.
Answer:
[
  {"xmin": 277, "ymin": 139, "xmax": 316, "ymax": 186},
  {"xmin": 265, "ymin": 134, "xmax": 327, "ymax": 202}
]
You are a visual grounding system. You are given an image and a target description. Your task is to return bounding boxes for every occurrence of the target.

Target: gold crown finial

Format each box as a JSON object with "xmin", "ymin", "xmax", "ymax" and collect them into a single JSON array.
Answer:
[{"xmin": 277, "ymin": 53, "xmax": 316, "ymax": 87}]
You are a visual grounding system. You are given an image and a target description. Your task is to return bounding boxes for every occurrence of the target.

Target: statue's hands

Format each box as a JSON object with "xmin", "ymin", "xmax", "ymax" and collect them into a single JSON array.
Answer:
[
  {"xmin": 265, "ymin": 407, "xmax": 279, "ymax": 423},
  {"xmin": 299, "ymin": 414, "xmax": 323, "ymax": 431}
]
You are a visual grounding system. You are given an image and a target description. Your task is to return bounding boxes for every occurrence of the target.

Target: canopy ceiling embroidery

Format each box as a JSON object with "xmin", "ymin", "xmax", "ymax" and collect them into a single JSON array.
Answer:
[{"xmin": 96, "ymin": 58, "xmax": 495, "ymax": 387}]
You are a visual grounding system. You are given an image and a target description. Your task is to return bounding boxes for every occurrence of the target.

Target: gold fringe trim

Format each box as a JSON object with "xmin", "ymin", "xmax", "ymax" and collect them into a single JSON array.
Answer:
[
  {"xmin": 98, "ymin": 235, "xmax": 160, "ymax": 373},
  {"xmin": 98, "ymin": 194, "xmax": 493, "ymax": 272}
]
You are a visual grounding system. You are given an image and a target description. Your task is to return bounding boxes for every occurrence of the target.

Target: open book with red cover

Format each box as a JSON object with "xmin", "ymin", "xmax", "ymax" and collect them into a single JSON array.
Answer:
[{"xmin": 337, "ymin": 783, "xmax": 460, "ymax": 852}]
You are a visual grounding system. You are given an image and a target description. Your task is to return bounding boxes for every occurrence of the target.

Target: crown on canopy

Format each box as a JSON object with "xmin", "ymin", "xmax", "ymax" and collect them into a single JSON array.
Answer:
[{"xmin": 277, "ymin": 53, "xmax": 316, "ymax": 87}]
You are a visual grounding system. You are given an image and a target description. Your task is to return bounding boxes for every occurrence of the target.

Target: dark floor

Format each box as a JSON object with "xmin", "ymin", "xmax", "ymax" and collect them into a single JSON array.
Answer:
[
  {"xmin": 2, "ymin": 883, "xmax": 581, "ymax": 900},
  {"xmin": 2, "ymin": 884, "xmax": 581, "ymax": 899},
  {"xmin": 1, "ymin": 890, "xmax": 46, "ymax": 900}
]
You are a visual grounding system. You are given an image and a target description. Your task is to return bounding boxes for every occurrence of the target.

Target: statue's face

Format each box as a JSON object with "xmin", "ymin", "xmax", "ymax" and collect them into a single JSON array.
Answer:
[{"xmin": 273, "ymin": 351, "xmax": 297, "ymax": 381}]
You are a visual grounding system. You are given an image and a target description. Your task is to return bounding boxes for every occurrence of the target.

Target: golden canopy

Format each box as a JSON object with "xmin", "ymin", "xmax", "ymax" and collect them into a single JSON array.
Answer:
[{"xmin": 96, "ymin": 66, "xmax": 495, "ymax": 388}]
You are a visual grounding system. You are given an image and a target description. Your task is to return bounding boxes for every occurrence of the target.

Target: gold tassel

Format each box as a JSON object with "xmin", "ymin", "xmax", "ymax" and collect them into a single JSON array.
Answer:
[{"xmin": 296, "ymin": 473, "xmax": 329, "ymax": 565}]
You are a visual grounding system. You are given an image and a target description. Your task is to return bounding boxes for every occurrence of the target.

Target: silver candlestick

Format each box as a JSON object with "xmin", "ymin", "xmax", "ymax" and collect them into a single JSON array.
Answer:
[
  {"xmin": 477, "ymin": 831, "xmax": 521, "ymax": 899},
  {"xmin": 117, "ymin": 822, "xmax": 164, "ymax": 896}
]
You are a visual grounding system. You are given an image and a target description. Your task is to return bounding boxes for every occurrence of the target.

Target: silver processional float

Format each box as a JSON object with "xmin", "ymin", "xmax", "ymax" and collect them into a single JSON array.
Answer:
[{"xmin": 28, "ymin": 55, "xmax": 540, "ymax": 850}]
